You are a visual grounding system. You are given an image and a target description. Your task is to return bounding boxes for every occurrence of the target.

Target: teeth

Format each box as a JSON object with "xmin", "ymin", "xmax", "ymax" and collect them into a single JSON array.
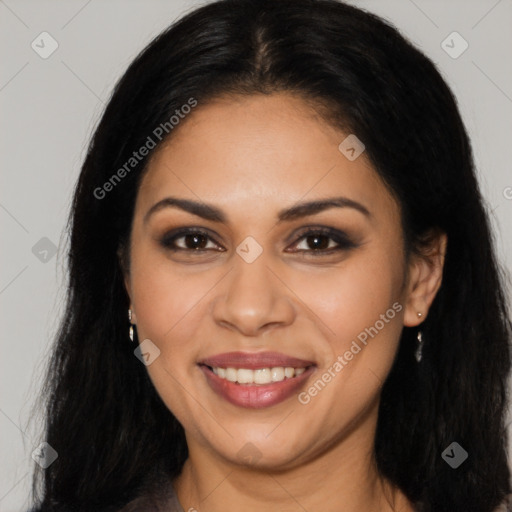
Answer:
[
  {"xmin": 210, "ymin": 366, "xmax": 308, "ymax": 385},
  {"xmin": 254, "ymin": 368, "xmax": 271, "ymax": 384},
  {"xmin": 237, "ymin": 369, "xmax": 253, "ymax": 384},
  {"xmin": 271, "ymin": 367, "xmax": 284, "ymax": 382},
  {"xmin": 225, "ymin": 367, "xmax": 238, "ymax": 382}
]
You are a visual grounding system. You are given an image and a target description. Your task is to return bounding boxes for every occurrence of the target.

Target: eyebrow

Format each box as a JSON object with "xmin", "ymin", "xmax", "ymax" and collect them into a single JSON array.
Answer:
[{"xmin": 144, "ymin": 195, "xmax": 371, "ymax": 224}]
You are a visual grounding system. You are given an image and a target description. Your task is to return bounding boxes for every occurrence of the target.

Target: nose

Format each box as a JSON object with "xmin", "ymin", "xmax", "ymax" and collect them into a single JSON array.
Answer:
[{"xmin": 211, "ymin": 253, "xmax": 296, "ymax": 337}]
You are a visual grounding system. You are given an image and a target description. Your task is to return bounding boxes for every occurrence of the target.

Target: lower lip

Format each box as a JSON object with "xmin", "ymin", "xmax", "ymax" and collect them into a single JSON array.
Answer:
[{"xmin": 199, "ymin": 365, "xmax": 315, "ymax": 409}]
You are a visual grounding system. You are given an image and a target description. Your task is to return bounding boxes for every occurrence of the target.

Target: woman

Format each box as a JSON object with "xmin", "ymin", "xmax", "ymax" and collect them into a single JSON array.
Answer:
[{"xmin": 30, "ymin": 0, "xmax": 511, "ymax": 511}]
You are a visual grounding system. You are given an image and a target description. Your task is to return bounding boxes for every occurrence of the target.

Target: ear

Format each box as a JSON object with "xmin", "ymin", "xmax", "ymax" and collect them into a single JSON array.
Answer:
[{"xmin": 403, "ymin": 230, "xmax": 447, "ymax": 327}]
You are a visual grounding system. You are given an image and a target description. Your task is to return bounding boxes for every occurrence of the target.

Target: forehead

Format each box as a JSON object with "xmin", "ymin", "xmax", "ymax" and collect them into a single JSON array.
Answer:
[{"xmin": 137, "ymin": 93, "xmax": 399, "ymax": 224}]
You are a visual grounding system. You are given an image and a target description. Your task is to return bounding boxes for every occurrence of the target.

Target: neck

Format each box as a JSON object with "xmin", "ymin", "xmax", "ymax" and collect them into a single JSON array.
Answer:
[{"xmin": 173, "ymin": 400, "xmax": 414, "ymax": 512}]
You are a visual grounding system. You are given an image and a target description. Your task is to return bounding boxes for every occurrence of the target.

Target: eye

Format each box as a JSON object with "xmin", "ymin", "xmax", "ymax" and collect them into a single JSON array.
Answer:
[
  {"xmin": 159, "ymin": 228, "xmax": 223, "ymax": 252},
  {"xmin": 287, "ymin": 227, "xmax": 357, "ymax": 255},
  {"xmin": 159, "ymin": 226, "xmax": 357, "ymax": 257}
]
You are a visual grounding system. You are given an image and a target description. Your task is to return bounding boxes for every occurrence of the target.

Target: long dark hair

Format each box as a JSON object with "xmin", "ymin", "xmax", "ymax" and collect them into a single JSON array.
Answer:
[{"xmin": 30, "ymin": 1, "xmax": 511, "ymax": 510}]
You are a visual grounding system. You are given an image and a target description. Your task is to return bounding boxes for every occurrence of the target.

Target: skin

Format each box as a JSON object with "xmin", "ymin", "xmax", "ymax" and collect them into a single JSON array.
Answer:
[{"xmin": 124, "ymin": 92, "xmax": 446, "ymax": 512}]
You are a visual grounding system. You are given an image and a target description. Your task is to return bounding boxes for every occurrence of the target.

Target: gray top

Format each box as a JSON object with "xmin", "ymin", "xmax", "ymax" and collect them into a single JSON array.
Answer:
[{"xmin": 118, "ymin": 482, "xmax": 184, "ymax": 512}]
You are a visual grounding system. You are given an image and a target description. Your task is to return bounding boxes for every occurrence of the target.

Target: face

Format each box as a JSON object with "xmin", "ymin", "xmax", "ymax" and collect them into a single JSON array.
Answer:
[{"xmin": 125, "ymin": 93, "xmax": 435, "ymax": 470}]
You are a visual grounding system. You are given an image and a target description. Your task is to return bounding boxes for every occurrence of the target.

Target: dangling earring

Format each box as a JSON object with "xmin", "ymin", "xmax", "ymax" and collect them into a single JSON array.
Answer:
[
  {"xmin": 415, "ymin": 311, "xmax": 423, "ymax": 362},
  {"xmin": 415, "ymin": 331, "xmax": 423, "ymax": 362},
  {"xmin": 128, "ymin": 309, "xmax": 135, "ymax": 342}
]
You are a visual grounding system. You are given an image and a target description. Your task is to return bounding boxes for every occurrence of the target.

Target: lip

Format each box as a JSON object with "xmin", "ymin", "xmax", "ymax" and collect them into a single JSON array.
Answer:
[
  {"xmin": 199, "ymin": 364, "xmax": 315, "ymax": 409},
  {"xmin": 199, "ymin": 351, "xmax": 315, "ymax": 370}
]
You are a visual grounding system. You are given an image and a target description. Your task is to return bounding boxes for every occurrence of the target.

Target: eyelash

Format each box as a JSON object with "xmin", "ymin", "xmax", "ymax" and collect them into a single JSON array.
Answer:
[{"xmin": 159, "ymin": 226, "xmax": 357, "ymax": 256}]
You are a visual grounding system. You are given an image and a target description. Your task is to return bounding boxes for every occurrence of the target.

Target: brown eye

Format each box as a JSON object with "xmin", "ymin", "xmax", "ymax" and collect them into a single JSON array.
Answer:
[
  {"xmin": 301, "ymin": 234, "xmax": 335, "ymax": 251},
  {"xmin": 288, "ymin": 227, "xmax": 357, "ymax": 255},
  {"xmin": 180, "ymin": 233, "xmax": 209, "ymax": 250},
  {"xmin": 159, "ymin": 226, "xmax": 357, "ymax": 257},
  {"xmin": 160, "ymin": 229, "xmax": 222, "ymax": 252}
]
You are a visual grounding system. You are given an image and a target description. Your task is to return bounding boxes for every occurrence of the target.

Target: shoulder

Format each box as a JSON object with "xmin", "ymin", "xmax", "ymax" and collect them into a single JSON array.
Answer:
[
  {"xmin": 27, "ymin": 479, "xmax": 183, "ymax": 512},
  {"xmin": 412, "ymin": 494, "xmax": 512, "ymax": 512},
  {"xmin": 117, "ymin": 479, "xmax": 183, "ymax": 512}
]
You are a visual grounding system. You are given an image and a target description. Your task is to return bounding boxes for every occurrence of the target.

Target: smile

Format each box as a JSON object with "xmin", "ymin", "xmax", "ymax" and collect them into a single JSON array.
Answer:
[
  {"xmin": 210, "ymin": 366, "xmax": 306, "ymax": 384},
  {"xmin": 198, "ymin": 351, "xmax": 316, "ymax": 408}
]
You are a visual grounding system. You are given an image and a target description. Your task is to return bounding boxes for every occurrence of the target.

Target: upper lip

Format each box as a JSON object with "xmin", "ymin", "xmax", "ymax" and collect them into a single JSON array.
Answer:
[{"xmin": 199, "ymin": 351, "xmax": 315, "ymax": 370}]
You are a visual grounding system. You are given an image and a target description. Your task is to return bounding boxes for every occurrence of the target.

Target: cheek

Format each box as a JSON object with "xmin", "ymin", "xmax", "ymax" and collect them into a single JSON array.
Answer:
[
  {"xmin": 302, "ymin": 247, "xmax": 405, "ymax": 353},
  {"xmin": 130, "ymin": 262, "xmax": 215, "ymax": 350},
  {"xmin": 128, "ymin": 255, "xmax": 216, "ymax": 417},
  {"xmin": 130, "ymin": 237, "xmax": 405, "ymax": 361},
  {"xmin": 290, "ymin": 249, "xmax": 405, "ymax": 436}
]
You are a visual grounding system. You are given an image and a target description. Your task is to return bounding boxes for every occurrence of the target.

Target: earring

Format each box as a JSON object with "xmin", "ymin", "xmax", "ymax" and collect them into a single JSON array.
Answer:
[
  {"xmin": 417, "ymin": 312, "xmax": 423, "ymax": 318},
  {"xmin": 128, "ymin": 309, "xmax": 135, "ymax": 342},
  {"xmin": 415, "ymin": 331, "xmax": 423, "ymax": 362}
]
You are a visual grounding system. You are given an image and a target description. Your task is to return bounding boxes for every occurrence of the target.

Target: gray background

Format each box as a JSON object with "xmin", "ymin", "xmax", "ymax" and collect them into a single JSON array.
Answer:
[{"xmin": 1, "ymin": 0, "xmax": 511, "ymax": 510}]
